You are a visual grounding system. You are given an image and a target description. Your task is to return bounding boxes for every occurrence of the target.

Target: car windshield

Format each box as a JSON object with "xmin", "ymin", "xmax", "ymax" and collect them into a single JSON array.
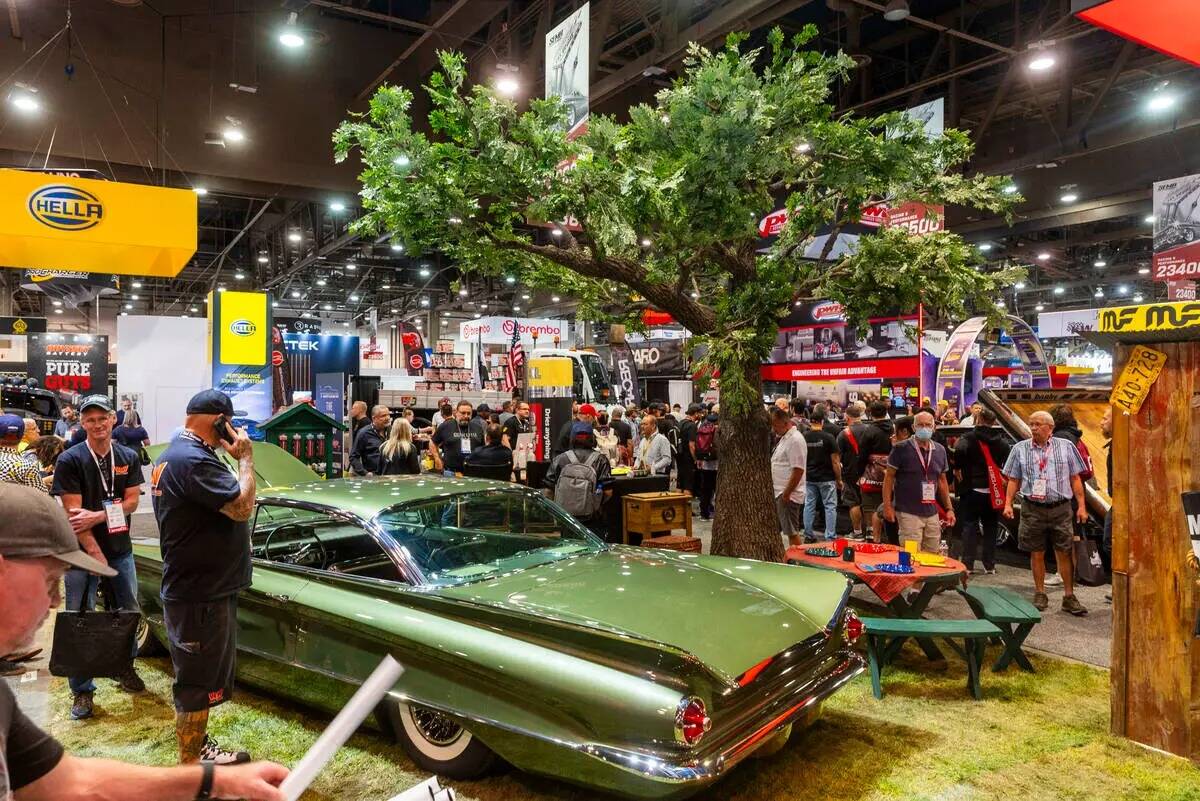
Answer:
[
  {"xmin": 580, "ymin": 353, "xmax": 612, "ymax": 400},
  {"xmin": 373, "ymin": 488, "xmax": 604, "ymax": 586}
]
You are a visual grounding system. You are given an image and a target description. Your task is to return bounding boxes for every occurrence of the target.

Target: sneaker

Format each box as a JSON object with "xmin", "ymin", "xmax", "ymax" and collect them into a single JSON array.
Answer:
[
  {"xmin": 984, "ymin": 567, "xmax": 998, "ymax": 575},
  {"xmin": 849, "ymin": 531, "xmax": 866, "ymax": 541},
  {"xmin": 803, "ymin": 536, "xmax": 819, "ymax": 544},
  {"xmin": 1062, "ymin": 594, "xmax": 1089, "ymax": 617},
  {"xmin": 117, "ymin": 667, "xmax": 145, "ymax": 693},
  {"xmin": 199, "ymin": 735, "xmax": 251, "ymax": 765},
  {"xmin": 1032, "ymin": 592, "xmax": 1049, "ymax": 611},
  {"xmin": 70, "ymin": 692, "xmax": 94, "ymax": 720},
  {"xmin": 1044, "ymin": 573, "xmax": 1064, "ymax": 587}
]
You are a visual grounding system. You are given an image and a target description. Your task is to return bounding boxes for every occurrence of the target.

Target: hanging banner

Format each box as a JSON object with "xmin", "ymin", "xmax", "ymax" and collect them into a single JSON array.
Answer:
[
  {"xmin": 208, "ymin": 290, "xmax": 273, "ymax": 428},
  {"xmin": 545, "ymin": 2, "xmax": 589, "ymax": 138},
  {"xmin": 459, "ymin": 316, "xmax": 569, "ymax": 346},
  {"xmin": 398, "ymin": 323, "xmax": 427, "ymax": 376},
  {"xmin": 609, "ymin": 343, "xmax": 641, "ymax": 407},
  {"xmin": 275, "ymin": 316, "xmax": 323, "ymax": 335},
  {"xmin": 1038, "ymin": 308, "xmax": 1101, "ymax": 338},
  {"xmin": 0, "ymin": 170, "xmax": 196, "ymax": 278},
  {"xmin": 1152, "ymin": 173, "xmax": 1200, "ymax": 282},
  {"xmin": 765, "ymin": 302, "xmax": 921, "ymax": 383},
  {"xmin": 27, "ymin": 333, "xmax": 109, "ymax": 393},
  {"xmin": 0, "ymin": 316, "xmax": 47, "ymax": 335},
  {"xmin": 21, "ymin": 269, "xmax": 121, "ymax": 308},
  {"xmin": 1168, "ymin": 280, "xmax": 1198, "ymax": 300},
  {"xmin": 631, "ymin": 339, "xmax": 686, "ymax": 375},
  {"xmin": 1099, "ymin": 300, "xmax": 1200, "ymax": 333}
]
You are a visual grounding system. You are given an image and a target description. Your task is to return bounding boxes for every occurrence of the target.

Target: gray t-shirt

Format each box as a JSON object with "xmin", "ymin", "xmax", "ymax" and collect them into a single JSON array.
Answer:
[
  {"xmin": 886, "ymin": 438, "xmax": 948, "ymax": 517},
  {"xmin": 1, "ymin": 682, "xmax": 64, "ymax": 798}
]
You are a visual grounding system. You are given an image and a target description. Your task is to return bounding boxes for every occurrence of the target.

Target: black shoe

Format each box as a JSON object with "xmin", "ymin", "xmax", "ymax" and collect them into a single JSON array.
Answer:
[
  {"xmin": 117, "ymin": 667, "xmax": 145, "ymax": 693},
  {"xmin": 70, "ymin": 692, "xmax": 94, "ymax": 720},
  {"xmin": 199, "ymin": 735, "xmax": 251, "ymax": 765}
]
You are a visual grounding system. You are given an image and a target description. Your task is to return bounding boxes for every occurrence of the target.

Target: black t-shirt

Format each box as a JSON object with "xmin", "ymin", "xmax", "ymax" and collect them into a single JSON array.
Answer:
[
  {"xmin": 432, "ymin": 418, "xmax": 485, "ymax": 473},
  {"xmin": 51, "ymin": 441, "xmax": 144, "ymax": 560},
  {"xmin": 379, "ymin": 444, "xmax": 422, "ymax": 476},
  {"xmin": 802, "ymin": 428, "xmax": 838, "ymax": 482},
  {"xmin": 837, "ymin": 422, "xmax": 868, "ymax": 482},
  {"xmin": 678, "ymin": 418, "xmax": 698, "ymax": 466},
  {"xmin": 151, "ymin": 432, "xmax": 250, "ymax": 602},
  {"xmin": 611, "ymin": 418, "xmax": 633, "ymax": 446},
  {"xmin": 503, "ymin": 415, "xmax": 532, "ymax": 445},
  {"xmin": 466, "ymin": 444, "xmax": 514, "ymax": 468},
  {"xmin": 112, "ymin": 425, "xmax": 149, "ymax": 450},
  {"xmin": 1, "ymin": 683, "xmax": 64, "ymax": 797}
]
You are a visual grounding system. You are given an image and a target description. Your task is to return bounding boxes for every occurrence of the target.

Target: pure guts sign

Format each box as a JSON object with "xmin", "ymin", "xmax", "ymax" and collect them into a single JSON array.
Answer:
[{"xmin": 28, "ymin": 333, "xmax": 108, "ymax": 392}]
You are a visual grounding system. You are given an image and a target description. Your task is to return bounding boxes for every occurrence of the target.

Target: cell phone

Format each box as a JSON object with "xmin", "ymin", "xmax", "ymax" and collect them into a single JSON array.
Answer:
[{"xmin": 214, "ymin": 415, "xmax": 237, "ymax": 444}]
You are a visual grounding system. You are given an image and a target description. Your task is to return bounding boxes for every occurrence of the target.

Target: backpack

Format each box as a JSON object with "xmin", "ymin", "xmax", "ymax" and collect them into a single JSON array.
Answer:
[
  {"xmin": 695, "ymin": 421, "xmax": 718, "ymax": 460},
  {"xmin": 554, "ymin": 450, "xmax": 603, "ymax": 518},
  {"xmin": 663, "ymin": 421, "xmax": 681, "ymax": 460}
]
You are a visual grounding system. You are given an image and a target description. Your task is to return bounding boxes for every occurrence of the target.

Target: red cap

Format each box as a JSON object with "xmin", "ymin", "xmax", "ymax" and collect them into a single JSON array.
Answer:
[{"xmin": 578, "ymin": 403, "xmax": 598, "ymax": 417}]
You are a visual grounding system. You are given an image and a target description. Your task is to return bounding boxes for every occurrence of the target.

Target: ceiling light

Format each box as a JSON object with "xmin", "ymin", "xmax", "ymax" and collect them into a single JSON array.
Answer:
[
  {"xmin": 442, "ymin": 312, "xmax": 450, "ymax": 317},
  {"xmin": 1028, "ymin": 51, "xmax": 1056, "ymax": 72},
  {"xmin": 1095, "ymin": 288, "xmax": 1104, "ymax": 298},
  {"xmin": 342, "ymin": 321, "xmax": 350, "ymax": 327},
  {"xmin": 1138, "ymin": 267, "xmax": 1150, "ymax": 275},
  {"xmin": 419, "ymin": 267, "xmax": 431, "ymax": 278},
  {"xmin": 130, "ymin": 294, "xmax": 140, "ymax": 300},
  {"xmin": 9, "ymin": 92, "xmax": 40, "ymax": 113},
  {"xmin": 393, "ymin": 155, "xmax": 410, "ymax": 168},
  {"xmin": 551, "ymin": 228, "xmax": 563, "ymax": 237},
  {"xmin": 1145, "ymin": 215, "xmax": 1156, "ymax": 224},
  {"xmin": 131, "ymin": 282, "xmax": 142, "ymax": 289},
  {"xmin": 51, "ymin": 300, "xmax": 62, "ymax": 307},
  {"xmin": 419, "ymin": 297, "xmax": 429, "ymax": 307},
  {"xmin": 1037, "ymin": 252, "xmax": 1050, "ymax": 261},
  {"xmin": 1134, "ymin": 293, "xmax": 1145, "ymax": 302},
  {"xmin": 690, "ymin": 291, "xmax": 699, "ymax": 299},
  {"xmin": 447, "ymin": 216, "xmax": 462, "ymax": 225},
  {"xmin": 458, "ymin": 288, "xmax": 468, "ymax": 296},
  {"xmin": 1053, "ymin": 286, "xmax": 1064, "ymax": 295},
  {"xmin": 1015, "ymin": 281, "xmax": 1026, "ymax": 290},
  {"xmin": 1118, "ymin": 285, "xmax": 1129, "ymax": 295},
  {"xmin": 234, "ymin": 272, "xmax": 244, "ymax": 280},
  {"xmin": 391, "ymin": 242, "xmax": 404, "ymax": 252},
  {"xmin": 258, "ymin": 255, "xmax": 268, "ymax": 264},
  {"xmin": 124, "ymin": 303, "xmax": 133, "ymax": 310},
  {"xmin": 997, "ymin": 300, "xmax": 1006, "ymax": 308},
  {"xmin": 279, "ymin": 12, "xmax": 306, "ymax": 48},
  {"xmin": 193, "ymin": 187, "xmax": 208, "ymax": 196},
  {"xmin": 322, "ymin": 304, "xmax": 332, "ymax": 311},
  {"xmin": 217, "ymin": 286, "xmax": 226, "ymax": 293},
  {"xmin": 1147, "ymin": 92, "xmax": 1177, "ymax": 113},
  {"xmin": 302, "ymin": 311, "xmax": 312, "ymax": 318},
  {"xmin": 479, "ymin": 303, "xmax": 488, "ymax": 309},
  {"xmin": 551, "ymin": 295, "xmax": 561, "ymax": 303},
  {"xmin": 349, "ymin": 294, "xmax": 359, "ymax": 302},
  {"xmin": 381, "ymin": 284, "xmax": 391, "ymax": 290},
  {"xmin": 640, "ymin": 238, "xmax": 652, "ymax": 247},
  {"xmin": 1035, "ymin": 303, "xmax": 1045, "ymax": 312},
  {"xmin": 117, "ymin": 311, "xmax": 125, "ymax": 316},
  {"xmin": 222, "ymin": 127, "xmax": 245, "ymax": 144},
  {"xmin": 1094, "ymin": 260, "xmax": 1107, "ymax": 268},
  {"xmin": 329, "ymin": 201, "xmax": 346, "ymax": 213},
  {"xmin": 288, "ymin": 231, "xmax": 301, "ymax": 243},
  {"xmin": 390, "ymin": 324, "xmax": 397, "ymax": 329},
  {"xmin": 291, "ymin": 290, "xmax": 301, "ymax": 298},
  {"xmin": 473, "ymin": 312, "xmax": 482, "ymax": 318},
  {"xmin": 883, "ymin": 0, "xmax": 910, "ymax": 22},
  {"xmin": 978, "ymin": 243, "xmax": 993, "ymax": 252},
  {"xmin": 189, "ymin": 306, "xmax": 198, "ymax": 312},
  {"xmin": 346, "ymin": 263, "xmax": 356, "ymax": 271},
  {"xmin": 316, "ymin": 278, "xmax": 327, "ymax": 286},
  {"xmin": 1060, "ymin": 192, "xmax": 1078, "ymax": 204},
  {"xmin": 505, "ymin": 276, "xmax": 516, "ymax": 284},
  {"xmin": 513, "ymin": 305, "xmax": 522, "ymax": 312},
  {"xmin": 521, "ymin": 293, "xmax": 531, "ymax": 300},
  {"xmin": 495, "ymin": 76, "xmax": 519, "ymax": 96},
  {"xmin": 271, "ymin": 301, "xmax": 278, "ymax": 308},
  {"xmin": 1002, "ymin": 184, "xmax": 1019, "ymax": 195}
]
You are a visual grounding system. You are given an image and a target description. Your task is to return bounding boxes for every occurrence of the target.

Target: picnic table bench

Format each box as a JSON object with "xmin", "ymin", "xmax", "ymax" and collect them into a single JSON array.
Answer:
[
  {"xmin": 863, "ymin": 617, "xmax": 1002, "ymax": 701},
  {"xmin": 957, "ymin": 585, "xmax": 1042, "ymax": 673}
]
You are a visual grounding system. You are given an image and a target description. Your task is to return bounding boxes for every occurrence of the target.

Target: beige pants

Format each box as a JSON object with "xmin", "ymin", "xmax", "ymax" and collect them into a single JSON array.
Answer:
[{"xmin": 898, "ymin": 511, "xmax": 942, "ymax": 553}]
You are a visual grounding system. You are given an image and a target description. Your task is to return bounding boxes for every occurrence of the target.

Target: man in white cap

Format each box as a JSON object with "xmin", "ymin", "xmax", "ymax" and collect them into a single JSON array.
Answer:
[{"xmin": 0, "ymin": 482, "xmax": 288, "ymax": 800}]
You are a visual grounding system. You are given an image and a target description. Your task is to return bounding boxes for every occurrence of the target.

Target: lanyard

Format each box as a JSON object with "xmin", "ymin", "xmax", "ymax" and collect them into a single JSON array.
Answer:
[
  {"xmin": 86, "ymin": 444, "xmax": 116, "ymax": 500},
  {"xmin": 1031, "ymin": 440, "xmax": 1051, "ymax": 475},
  {"xmin": 912, "ymin": 439, "xmax": 934, "ymax": 479}
]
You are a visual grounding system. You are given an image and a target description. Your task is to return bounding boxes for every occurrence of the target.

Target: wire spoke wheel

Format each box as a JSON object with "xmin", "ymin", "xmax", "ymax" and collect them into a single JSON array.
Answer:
[{"xmin": 411, "ymin": 706, "xmax": 464, "ymax": 747}]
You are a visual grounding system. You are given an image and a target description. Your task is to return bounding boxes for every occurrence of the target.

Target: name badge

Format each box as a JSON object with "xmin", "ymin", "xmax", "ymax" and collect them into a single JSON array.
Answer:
[
  {"xmin": 921, "ymin": 481, "xmax": 936, "ymax": 504},
  {"xmin": 103, "ymin": 500, "xmax": 128, "ymax": 534},
  {"xmin": 1031, "ymin": 478, "xmax": 1047, "ymax": 500},
  {"xmin": 459, "ymin": 436, "xmax": 472, "ymax": 455}
]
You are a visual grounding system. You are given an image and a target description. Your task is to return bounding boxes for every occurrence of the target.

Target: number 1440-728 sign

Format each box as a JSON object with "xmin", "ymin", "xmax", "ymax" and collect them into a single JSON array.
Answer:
[{"xmin": 1110, "ymin": 345, "xmax": 1167, "ymax": 415}]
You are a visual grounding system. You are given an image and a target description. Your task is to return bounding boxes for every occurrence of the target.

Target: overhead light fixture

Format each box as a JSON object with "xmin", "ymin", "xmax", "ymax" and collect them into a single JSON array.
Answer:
[
  {"xmin": 521, "ymin": 293, "xmax": 530, "ymax": 300},
  {"xmin": 322, "ymin": 304, "xmax": 332, "ymax": 311},
  {"xmin": 479, "ymin": 302, "xmax": 488, "ymax": 310},
  {"xmin": 1002, "ymin": 183, "xmax": 1019, "ymax": 195},
  {"xmin": 189, "ymin": 306, "xmax": 199, "ymax": 312},
  {"xmin": 217, "ymin": 286, "xmax": 226, "ymax": 293},
  {"xmin": 550, "ymin": 228, "xmax": 563, "ymax": 237},
  {"xmin": 551, "ymin": 295, "xmax": 561, "ymax": 303},
  {"xmin": 1037, "ymin": 252, "xmax": 1050, "ymax": 261},
  {"xmin": 505, "ymin": 276, "xmax": 516, "ymax": 284},
  {"xmin": 193, "ymin": 187, "xmax": 208, "ymax": 196},
  {"xmin": 1145, "ymin": 215, "xmax": 1156, "ymax": 224},
  {"xmin": 390, "ymin": 242, "xmax": 404, "ymax": 252},
  {"xmin": 883, "ymin": 0, "xmax": 910, "ymax": 22},
  {"xmin": 291, "ymin": 290, "xmax": 301, "ymax": 298},
  {"xmin": 978, "ymin": 243, "xmax": 993, "ymax": 252},
  {"xmin": 1035, "ymin": 303, "xmax": 1045, "ymax": 312},
  {"xmin": 349, "ymin": 294, "xmax": 359, "ymax": 302},
  {"xmin": 1095, "ymin": 288, "xmax": 1104, "ymax": 298},
  {"xmin": 279, "ymin": 12, "xmax": 306, "ymax": 49},
  {"xmin": 419, "ymin": 267, "xmax": 431, "ymax": 278},
  {"xmin": 271, "ymin": 301, "xmax": 279, "ymax": 308},
  {"xmin": 1060, "ymin": 192, "xmax": 1079, "ymax": 204},
  {"xmin": 10, "ymin": 92, "xmax": 40, "ymax": 113},
  {"xmin": 258, "ymin": 255, "xmax": 269, "ymax": 264},
  {"xmin": 1014, "ymin": 281, "xmax": 1026, "ymax": 290},
  {"xmin": 1147, "ymin": 89, "xmax": 1177, "ymax": 113},
  {"xmin": 329, "ymin": 201, "xmax": 346, "ymax": 213},
  {"xmin": 222, "ymin": 126, "xmax": 246, "ymax": 144},
  {"xmin": 316, "ymin": 278, "xmax": 327, "ymax": 286},
  {"xmin": 419, "ymin": 297, "xmax": 429, "ymax": 307},
  {"xmin": 381, "ymin": 284, "xmax": 391, "ymax": 290},
  {"xmin": 124, "ymin": 303, "xmax": 133, "ymax": 310},
  {"xmin": 513, "ymin": 305, "xmax": 521, "ymax": 312},
  {"xmin": 132, "ymin": 282, "xmax": 143, "ymax": 289},
  {"xmin": 117, "ymin": 311, "xmax": 125, "ymax": 316},
  {"xmin": 342, "ymin": 321, "xmax": 350, "ymax": 327},
  {"xmin": 1094, "ymin": 260, "xmax": 1107, "ymax": 268},
  {"xmin": 234, "ymin": 272, "xmax": 244, "ymax": 280},
  {"xmin": 346, "ymin": 263, "xmax": 357, "ymax": 271},
  {"xmin": 1133, "ymin": 293, "xmax": 1145, "ymax": 302},
  {"xmin": 473, "ymin": 312, "xmax": 482, "ymax": 318},
  {"xmin": 640, "ymin": 238, "xmax": 652, "ymax": 247},
  {"xmin": 130, "ymin": 294, "xmax": 140, "ymax": 301},
  {"xmin": 1053, "ymin": 285, "xmax": 1065, "ymax": 295},
  {"xmin": 51, "ymin": 300, "xmax": 62, "ymax": 307},
  {"xmin": 495, "ymin": 76, "xmax": 519, "ymax": 96},
  {"xmin": 302, "ymin": 311, "xmax": 313, "ymax": 318},
  {"xmin": 997, "ymin": 300, "xmax": 1006, "ymax": 308},
  {"xmin": 1118, "ymin": 284, "xmax": 1129, "ymax": 295},
  {"xmin": 1027, "ymin": 43, "xmax": 1057, "ymax": 73},
  {"xmin": 458, "ymin": 288, "xmax": 468, "ymax": 296},
  {"xmin": 1138, "ymin": 267, "xmax": 1150, "ymax": 275},
  {"xmin": 288, "ymin": 231, "xmax": 301, "ymax": 243},
  {"xmin": 393, "ymin": 154, "xmax": 410, "ymax": 168}
]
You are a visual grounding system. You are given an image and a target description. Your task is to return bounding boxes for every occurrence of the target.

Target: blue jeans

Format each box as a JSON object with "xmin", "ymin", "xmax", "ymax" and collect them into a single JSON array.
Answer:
[
  {"xmin": 804, "ymin": 481, "xmax": 838, "ymax": 540},
  {"xmin": 63, "ymin": 551, "xmax": 140, "ymax": 694}
]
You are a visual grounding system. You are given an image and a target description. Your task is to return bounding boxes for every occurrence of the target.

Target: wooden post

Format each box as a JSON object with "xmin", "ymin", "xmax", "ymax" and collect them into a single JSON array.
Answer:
[{"xmin": 1110, "ymin": 339, "xmax": 1200, "ymax": 758}]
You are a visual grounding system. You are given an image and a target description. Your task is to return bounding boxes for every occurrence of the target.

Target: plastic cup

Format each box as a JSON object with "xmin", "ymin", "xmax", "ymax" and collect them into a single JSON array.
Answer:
[
  {"xmin": 898, "ymin": 551, "xmax": 912, "ymax": 568},
  {"xmin": 835, "ymin": 537, "xmax": 848, "ymax": 554},
  {"xmin": 904, "ymin": 540, "xmax": 919, "ymax": 554}
]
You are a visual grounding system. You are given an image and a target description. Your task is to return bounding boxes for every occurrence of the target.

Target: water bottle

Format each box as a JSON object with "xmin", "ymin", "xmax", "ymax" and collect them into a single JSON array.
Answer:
[{"xmin": 939, "ymin": 539, "xmax": 949, "ymax": 557}]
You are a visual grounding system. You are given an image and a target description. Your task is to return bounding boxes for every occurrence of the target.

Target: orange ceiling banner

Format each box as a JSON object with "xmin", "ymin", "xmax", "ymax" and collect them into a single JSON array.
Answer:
[
  {"xmin": 1074, "ymin": 0, "xmax": 1200, "ymax": 68},
  {"xmin": 0, "ymin": 169, "xmax": 197, "ymax": 278}
]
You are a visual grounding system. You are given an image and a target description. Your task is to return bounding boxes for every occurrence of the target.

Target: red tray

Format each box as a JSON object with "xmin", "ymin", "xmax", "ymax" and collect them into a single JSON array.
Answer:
[{"xmin": 855, "ymin": 543, "xmax": 893, "ymax": 554}]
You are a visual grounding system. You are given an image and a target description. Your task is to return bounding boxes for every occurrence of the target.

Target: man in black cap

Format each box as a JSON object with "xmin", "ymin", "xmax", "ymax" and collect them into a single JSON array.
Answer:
[
  {"xmin": 151, "ymin": 389, "xmax": 257, "ymax": 765},
  {"xmin": 677, "ymin": 403, "xmax": 703, "ymax": 497},
  {"xmin": 52, "ymin": 394, "xmax": 145, "ymax": 719},
  {"xmin": 0, "ymin": 483, "xmax": 289, "ymax": 801}
]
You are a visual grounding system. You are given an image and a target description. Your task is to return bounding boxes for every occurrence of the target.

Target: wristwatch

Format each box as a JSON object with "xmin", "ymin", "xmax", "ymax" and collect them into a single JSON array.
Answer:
[{"xmin": 195, "ymin": 760, "xmax": 215, "ymax": 800}]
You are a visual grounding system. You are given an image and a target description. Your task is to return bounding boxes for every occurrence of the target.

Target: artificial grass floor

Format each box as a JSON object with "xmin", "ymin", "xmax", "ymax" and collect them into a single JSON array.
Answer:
[{"xmin": 43, "ymin": 648, "xmax": 1200, "ymax": 801}]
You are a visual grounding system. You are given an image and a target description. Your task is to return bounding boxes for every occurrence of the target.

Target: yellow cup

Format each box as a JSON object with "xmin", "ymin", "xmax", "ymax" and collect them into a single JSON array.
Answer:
[{"xmin": 904, "ymin": 540, "xmax": 919, "ymax": 554}]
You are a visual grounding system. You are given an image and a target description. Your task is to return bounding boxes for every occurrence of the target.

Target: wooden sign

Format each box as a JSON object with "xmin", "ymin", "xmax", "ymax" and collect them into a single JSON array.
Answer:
[{"xmin": 1110, "ymin": 345, "xmax": 1167, "ymax": 415}]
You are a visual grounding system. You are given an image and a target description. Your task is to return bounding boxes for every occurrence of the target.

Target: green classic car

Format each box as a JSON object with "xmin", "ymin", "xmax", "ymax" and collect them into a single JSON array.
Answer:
[{"xmin": 134, "ymin": 474, "xmax": 864, "ymax": 799}]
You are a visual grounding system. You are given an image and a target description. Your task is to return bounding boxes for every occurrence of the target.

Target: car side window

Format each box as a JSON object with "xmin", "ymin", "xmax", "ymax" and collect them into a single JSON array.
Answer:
[{"xmin": 252, "ymin": 504, "xmax": 402, "ymax": 581}]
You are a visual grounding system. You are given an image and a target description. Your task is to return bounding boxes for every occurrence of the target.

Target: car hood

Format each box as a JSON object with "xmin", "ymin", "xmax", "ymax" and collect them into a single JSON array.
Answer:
[{"xmin": 436, "ymin": 546, "xmax": 848, "ymax": 682}]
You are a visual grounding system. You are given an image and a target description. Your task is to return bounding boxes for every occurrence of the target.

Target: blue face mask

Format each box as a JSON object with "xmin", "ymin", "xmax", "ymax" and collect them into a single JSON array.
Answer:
[{"xmin": 915, "ymin": 427, "xmax": 934, "ymax": 441}]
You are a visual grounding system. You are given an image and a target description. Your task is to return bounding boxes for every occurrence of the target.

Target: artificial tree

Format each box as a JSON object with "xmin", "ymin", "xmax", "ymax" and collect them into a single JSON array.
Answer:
[{"xmin": 335, "ymin": 27, "xmax": 1022, "ymax": 562}]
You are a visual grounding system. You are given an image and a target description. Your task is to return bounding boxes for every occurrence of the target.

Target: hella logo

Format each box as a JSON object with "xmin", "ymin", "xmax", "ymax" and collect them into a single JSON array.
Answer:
[
  {"xmin": 28, "ymin": 185, "xmax": 104, "ymax": 231},
  {"xmin": 230, "ymin": 319, "xmax": 257, "ymax": 336}
]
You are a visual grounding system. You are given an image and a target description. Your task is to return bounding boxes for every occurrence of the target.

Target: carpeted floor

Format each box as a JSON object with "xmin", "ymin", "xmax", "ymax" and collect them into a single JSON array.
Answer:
[{"xmin": 33, "ymin": 645, "xmax": 1200, "ymax": 801}]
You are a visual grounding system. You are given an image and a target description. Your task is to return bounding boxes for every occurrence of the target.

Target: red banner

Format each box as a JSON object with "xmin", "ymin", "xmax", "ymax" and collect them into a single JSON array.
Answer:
[
  {"xmin": 761, "ymin": 357, "xmax": 920, "ymax": 382},
  {"xmin": 1168, "ymin": 280, "xmax": 1198, "ymax": 300}
]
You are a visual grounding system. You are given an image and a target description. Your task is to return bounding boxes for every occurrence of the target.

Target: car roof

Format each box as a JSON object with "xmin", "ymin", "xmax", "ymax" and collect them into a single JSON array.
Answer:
[{"xmin": 256, "ymin": 475, "xmax": 521, "ymax": 519}]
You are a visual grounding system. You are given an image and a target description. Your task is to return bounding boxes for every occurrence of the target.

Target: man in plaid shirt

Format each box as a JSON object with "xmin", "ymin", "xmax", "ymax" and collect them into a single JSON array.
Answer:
[
  {"xmin": 1002, "ymin": 410, "xmax": 1089, "ymax": 615},
  {"xmin": 0, "ymin": 414, "xmax": 46, "ymax": 493}
]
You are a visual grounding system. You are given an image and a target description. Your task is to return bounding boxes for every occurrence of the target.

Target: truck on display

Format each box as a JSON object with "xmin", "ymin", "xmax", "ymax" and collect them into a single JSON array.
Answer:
[
  {"xmin": 379, "ymin": 348, "xmax": 615, "ymax": 415},
  {"xmin": 1154, "ymin": 174, "xmax": 1200, "ymax": 251},
  {"xmin": 1, "ymin": 378, "xmax": 64, "ymax": 435}
]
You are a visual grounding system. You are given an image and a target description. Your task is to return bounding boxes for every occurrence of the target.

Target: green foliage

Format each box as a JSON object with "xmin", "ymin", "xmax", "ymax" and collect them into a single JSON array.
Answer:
[{"xmin": 334, "ymin": 29, "xmax": 1021, "ymax": 417}]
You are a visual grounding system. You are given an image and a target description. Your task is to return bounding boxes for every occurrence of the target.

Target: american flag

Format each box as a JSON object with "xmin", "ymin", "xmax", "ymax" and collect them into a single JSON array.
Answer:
[{"xmin": 504, "ymin": 319, "xmax": 525, "ymax": 391}]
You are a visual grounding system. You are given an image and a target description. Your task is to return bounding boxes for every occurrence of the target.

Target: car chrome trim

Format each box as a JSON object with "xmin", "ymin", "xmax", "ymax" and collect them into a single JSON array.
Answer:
[{"xmin": 823, "ymin": 579, "xmax": 854, "ymax": 634}]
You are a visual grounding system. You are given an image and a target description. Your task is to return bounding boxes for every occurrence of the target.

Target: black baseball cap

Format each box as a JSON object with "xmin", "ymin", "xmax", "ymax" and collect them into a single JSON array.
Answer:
[
  {"xmin": 0, "ymin": 484, "xmax": 117, "ymax": 576},
  {"xmin": 79, "ymin": 394, "xmax": 113, "ymax": 414},
  {"xmin": 186, "ymin": 389, "xmax": 235, "ymax": 416},
  {"xmin": 687, "ymin": 403, "xmax": 704, "ymax": 414}
]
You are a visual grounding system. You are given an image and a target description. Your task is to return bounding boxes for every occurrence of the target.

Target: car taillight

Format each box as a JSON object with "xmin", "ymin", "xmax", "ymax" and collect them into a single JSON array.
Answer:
[
  {"xmin": 844, "ymin": 609, "xmax": 863, "ymax": 644},
  {"xmin": 675, "ymin": 697, "xmax": 712, "ymax": 747}
]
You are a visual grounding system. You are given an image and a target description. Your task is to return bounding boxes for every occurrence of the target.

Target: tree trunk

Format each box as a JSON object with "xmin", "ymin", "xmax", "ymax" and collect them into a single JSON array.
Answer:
[{"xmin": 709, "ymin": 358, "xmax": 785, "ymax": 563}]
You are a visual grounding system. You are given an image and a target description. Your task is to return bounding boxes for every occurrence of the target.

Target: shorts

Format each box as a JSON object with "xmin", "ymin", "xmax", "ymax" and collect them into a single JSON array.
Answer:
[
  {"xmin": 860, "ymin": 488, "xmax": 883, "ymax": 516},
  {"xmin": 775, "ymin": 494, "xmax": 803, "ymax": 538},
  {"xmin": 842, "ymin": 482, "xmax": 862, "ymax": 508},
  {"xmin": 164, "ymin": 596, "xmax": 239, "ymax": 713},
  {"xmin": 898, "ymin": 511, "xmax": 942, "ymax": 552},
  {"xmin": 1018, "ymin": 498, "xmax": 1074, "ymax": 553}
]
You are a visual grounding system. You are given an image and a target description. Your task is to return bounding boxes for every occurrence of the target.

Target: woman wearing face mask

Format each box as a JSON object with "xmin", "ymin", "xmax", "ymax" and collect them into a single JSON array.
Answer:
[{"xmin": 881, "ymin": 410, "xmax": 955, "ymax": 553}]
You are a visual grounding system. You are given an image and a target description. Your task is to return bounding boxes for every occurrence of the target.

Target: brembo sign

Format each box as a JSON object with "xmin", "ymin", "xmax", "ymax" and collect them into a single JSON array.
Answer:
[{"xmin": 459, "ymin": 316, "xmax": 569, "ymax": 345}]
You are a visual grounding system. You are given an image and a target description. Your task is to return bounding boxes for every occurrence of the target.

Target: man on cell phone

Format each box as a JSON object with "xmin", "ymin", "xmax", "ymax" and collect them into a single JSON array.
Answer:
[{"xmin": 151, "ymin": 390, "xmax": 257, "ymax": 765}]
